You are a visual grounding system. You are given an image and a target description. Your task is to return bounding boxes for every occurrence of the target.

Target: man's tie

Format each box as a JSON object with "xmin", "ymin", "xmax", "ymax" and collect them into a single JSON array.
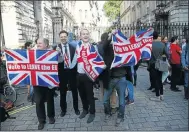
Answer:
[{"xmin": 64, "ymin": 45, "xmax": 69, "ymax": 68}]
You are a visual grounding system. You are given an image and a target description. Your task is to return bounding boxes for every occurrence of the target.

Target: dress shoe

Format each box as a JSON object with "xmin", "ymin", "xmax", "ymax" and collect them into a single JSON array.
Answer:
[
  {"xmin": 79, "ymin": 110, "xmax": 88, "ymax": 119},
  {"xmin": 152, "ymin": 89, "xmax": 155, "ymax": 92},
  {"xmin": 38, "ymin": 122, "xmax": 46, "ymax": 130},
  {"xmin": 87, "ymin": 114, "xmax": 95, "ymax": 123},
  {"xmin": 60, "ymin": 111, "xmax": 66, "ymax": 117},
  {"xmin": 75, "ymin": 110, "xmax": 80, "ymax": 115},
  {"xmin": 49, "ymin": 117, "xmax": 55, "ymax": 124}
]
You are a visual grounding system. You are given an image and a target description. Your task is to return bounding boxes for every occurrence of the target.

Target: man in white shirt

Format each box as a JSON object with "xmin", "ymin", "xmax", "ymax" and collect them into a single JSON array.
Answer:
[
  {"xmin": 77, "ymin": 29, "xmax": 96, "ymax": 123},
  {"xmin": 54, "ymin": 30, "xmax": 80, "ymax": 117}
]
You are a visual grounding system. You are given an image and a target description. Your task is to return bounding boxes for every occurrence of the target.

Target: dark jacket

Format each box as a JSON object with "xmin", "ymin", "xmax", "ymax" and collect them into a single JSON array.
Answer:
[
  {"xmin": 97, "ymin": 37, "xmax": 127, "ymax": 89},
  {"xmin": 53, "ymin": 43, "xmax": 77, "ymax": 71}
]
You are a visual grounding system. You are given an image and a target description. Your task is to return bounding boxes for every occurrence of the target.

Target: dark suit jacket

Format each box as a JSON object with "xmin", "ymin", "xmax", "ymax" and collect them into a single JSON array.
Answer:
[{"xmin": 53, "ymin": 43, "xmax": 77, "ymax": 73}]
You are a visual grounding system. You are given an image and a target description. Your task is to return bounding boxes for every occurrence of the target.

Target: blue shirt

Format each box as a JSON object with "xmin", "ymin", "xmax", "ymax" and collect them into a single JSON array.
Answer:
[
  {"xmin": 181, "ymin": 44, "xmax": 188, "ymax": 67},
  {"xmin": 69, "ymin": 40, "xmax": 79, "ymax": 48}
]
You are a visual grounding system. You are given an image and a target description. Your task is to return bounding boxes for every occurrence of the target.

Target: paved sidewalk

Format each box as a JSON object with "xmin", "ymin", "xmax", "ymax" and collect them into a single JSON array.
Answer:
[{"xmin": 1, "ymin": 67, "xmax": 188, "ymax": 131}]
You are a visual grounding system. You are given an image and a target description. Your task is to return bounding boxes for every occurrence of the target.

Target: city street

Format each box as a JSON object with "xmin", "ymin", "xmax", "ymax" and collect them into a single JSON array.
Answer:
[{"xmin": 1, "ymin": 67, "xmax": 188, "ymax": 131}]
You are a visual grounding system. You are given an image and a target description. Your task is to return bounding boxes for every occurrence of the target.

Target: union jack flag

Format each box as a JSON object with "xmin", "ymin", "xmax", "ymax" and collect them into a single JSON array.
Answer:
[
  {"xmin": 76, "ymin": 41, "xmax": 106, "ymax": 81},
  {"xmin": 5, "ymin": 49, "xmax": 59, "ymax": 87},
  {"xmin": 111, "ymin": 28, "xmax": 154, "ymax": 68},
  {"xmin": 64, "ymin": 53, "xmax": 70, "ymax": 68}
]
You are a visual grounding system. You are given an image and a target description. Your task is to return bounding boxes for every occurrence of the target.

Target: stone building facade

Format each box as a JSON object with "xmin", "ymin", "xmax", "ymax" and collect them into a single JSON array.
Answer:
[
  {"xmin": 1, "ymin": 1, "xmax": 55, "ymax": 48},
  {"xmin": 1, "ymin": 1, "xmax": 37, "ymax": 48},
  {"xmin": 51, "ymin": 0, "xmax": 76, "ymax": 44},
  {"xmin": 120, "ymin": 0, "xmax": 188, "ymax": 25},
  {"xmin": 120, "ymin": 0, "xmax": 188, "ymax": 38},
  {"xmin": 74, "ymin": 1, "xmax": 102, "ymax": 42}
]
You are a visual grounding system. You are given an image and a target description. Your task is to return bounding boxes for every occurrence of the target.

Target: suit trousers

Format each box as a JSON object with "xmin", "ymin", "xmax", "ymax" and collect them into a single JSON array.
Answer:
[
  {"xmin": 77, "ymin": 74, "xmax": 95, "ymax": 114},
  {"xmin": 58, "ymin": 68, "xmax": 79, "ymax": 112},
  {"xmin": 33, "ymin": 86, "xmax": 55, "ymax": 123}
]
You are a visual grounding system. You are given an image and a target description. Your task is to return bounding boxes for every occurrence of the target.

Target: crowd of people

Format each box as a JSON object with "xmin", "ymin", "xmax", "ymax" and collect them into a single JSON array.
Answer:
[
  {"xmin": 147, "ymin": 33, "xmax": 188, "ymax": 101},
  {"xmin": 0, "ymin": 28, "xmax": 188, "ymax": 130}
]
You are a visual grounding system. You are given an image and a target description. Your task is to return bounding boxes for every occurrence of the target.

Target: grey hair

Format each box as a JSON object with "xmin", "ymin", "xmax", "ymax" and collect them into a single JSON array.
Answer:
[{"xmin": 37, "ymin": 38, "xmax": 49, "ymax": 47}]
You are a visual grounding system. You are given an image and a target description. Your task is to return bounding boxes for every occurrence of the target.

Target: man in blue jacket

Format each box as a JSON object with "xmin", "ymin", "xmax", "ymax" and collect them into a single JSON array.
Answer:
[{"xmin": 181, "ymin": 40, "xmax": 188, "ymax": 99}]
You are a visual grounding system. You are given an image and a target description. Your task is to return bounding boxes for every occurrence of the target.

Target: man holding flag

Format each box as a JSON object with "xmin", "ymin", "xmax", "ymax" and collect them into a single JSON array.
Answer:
[
  {"xmin": 53, "ymin": 30, "xmax": 80, "ymax": 117},
  {"xmin": 98, "ymin": 28, "xmax": 153, "ymax": 126},
  {"xmin": 33, "ymin": 38, "xmax": 56, "ymax": 130},
  {"xmin": 75, "ymin": 28, "xmax": 106, "ymax": 123},
  {"xmin": 98, "ymin": 30, "xmax": 129, "ymax": 126}
]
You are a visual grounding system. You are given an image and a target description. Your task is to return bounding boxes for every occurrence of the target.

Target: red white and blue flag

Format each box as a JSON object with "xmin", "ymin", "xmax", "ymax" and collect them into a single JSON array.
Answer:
[
  {"xmin": 111, "ymin": 28, "xmax": 154, "ymax": 68},
  {"xmin": 75, "ymin": 41, "xmax": 106, "ymax": 82},
  {"xmin": 5, "ymin": 49, "xmax": 59, "ymax": 87},
  {"xmin": 63, "ymin": 53, "xmax": 70, "ymax": 68}
]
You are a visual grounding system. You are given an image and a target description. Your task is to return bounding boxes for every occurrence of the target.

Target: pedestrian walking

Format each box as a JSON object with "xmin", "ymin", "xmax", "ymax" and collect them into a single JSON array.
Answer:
[
  {"xmin": 33, "ymin": 38, "xmax": 55, "ymax": 130},
  {"xmin": 53, "ymin": 30, "xmax": 80, "ymax": 117}
]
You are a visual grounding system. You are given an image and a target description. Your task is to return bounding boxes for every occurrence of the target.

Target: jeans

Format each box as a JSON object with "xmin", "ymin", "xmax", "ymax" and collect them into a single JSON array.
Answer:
[
  {"xmin": 184, "ymin": 70, "xmax": 188, "ymax": 88},
  {"xmin": 126, "ymin": 80, "xmax": 134, "ymax": 101},
  {"xmin": 104, "ymin": 77, "xmax": 127, "ymax": 118}
]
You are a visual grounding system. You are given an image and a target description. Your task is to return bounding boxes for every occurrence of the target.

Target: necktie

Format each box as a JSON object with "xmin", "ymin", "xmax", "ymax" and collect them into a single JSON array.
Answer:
[{"xmin": 64, "ymin": 45, "xmax": 69, "ymax": 68}]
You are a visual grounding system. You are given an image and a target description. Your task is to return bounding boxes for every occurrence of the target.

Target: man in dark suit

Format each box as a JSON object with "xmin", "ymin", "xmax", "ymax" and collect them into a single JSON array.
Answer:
[{"xmin": 54, "ymin": 30, "xmax": 80, "ymax": 117}]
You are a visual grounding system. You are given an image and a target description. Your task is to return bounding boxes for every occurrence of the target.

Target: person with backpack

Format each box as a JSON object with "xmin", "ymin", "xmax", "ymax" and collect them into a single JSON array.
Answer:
[{"xmin": 181, "ymin": 39, "xmax": 189, "ymax": 99}]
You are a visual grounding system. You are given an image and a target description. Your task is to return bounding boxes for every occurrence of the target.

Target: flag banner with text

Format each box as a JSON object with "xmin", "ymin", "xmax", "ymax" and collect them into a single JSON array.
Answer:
[
  {"xmin": 111, "ymin": 28, "xmax": 154, "ymax": 68},
  {"xmin": 5, "ymin": 49, "xmax": 59, "ymax": 87},
  {"xmin": 76, "ymin": 41, "xmax": 106, "ymax": 82}
]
